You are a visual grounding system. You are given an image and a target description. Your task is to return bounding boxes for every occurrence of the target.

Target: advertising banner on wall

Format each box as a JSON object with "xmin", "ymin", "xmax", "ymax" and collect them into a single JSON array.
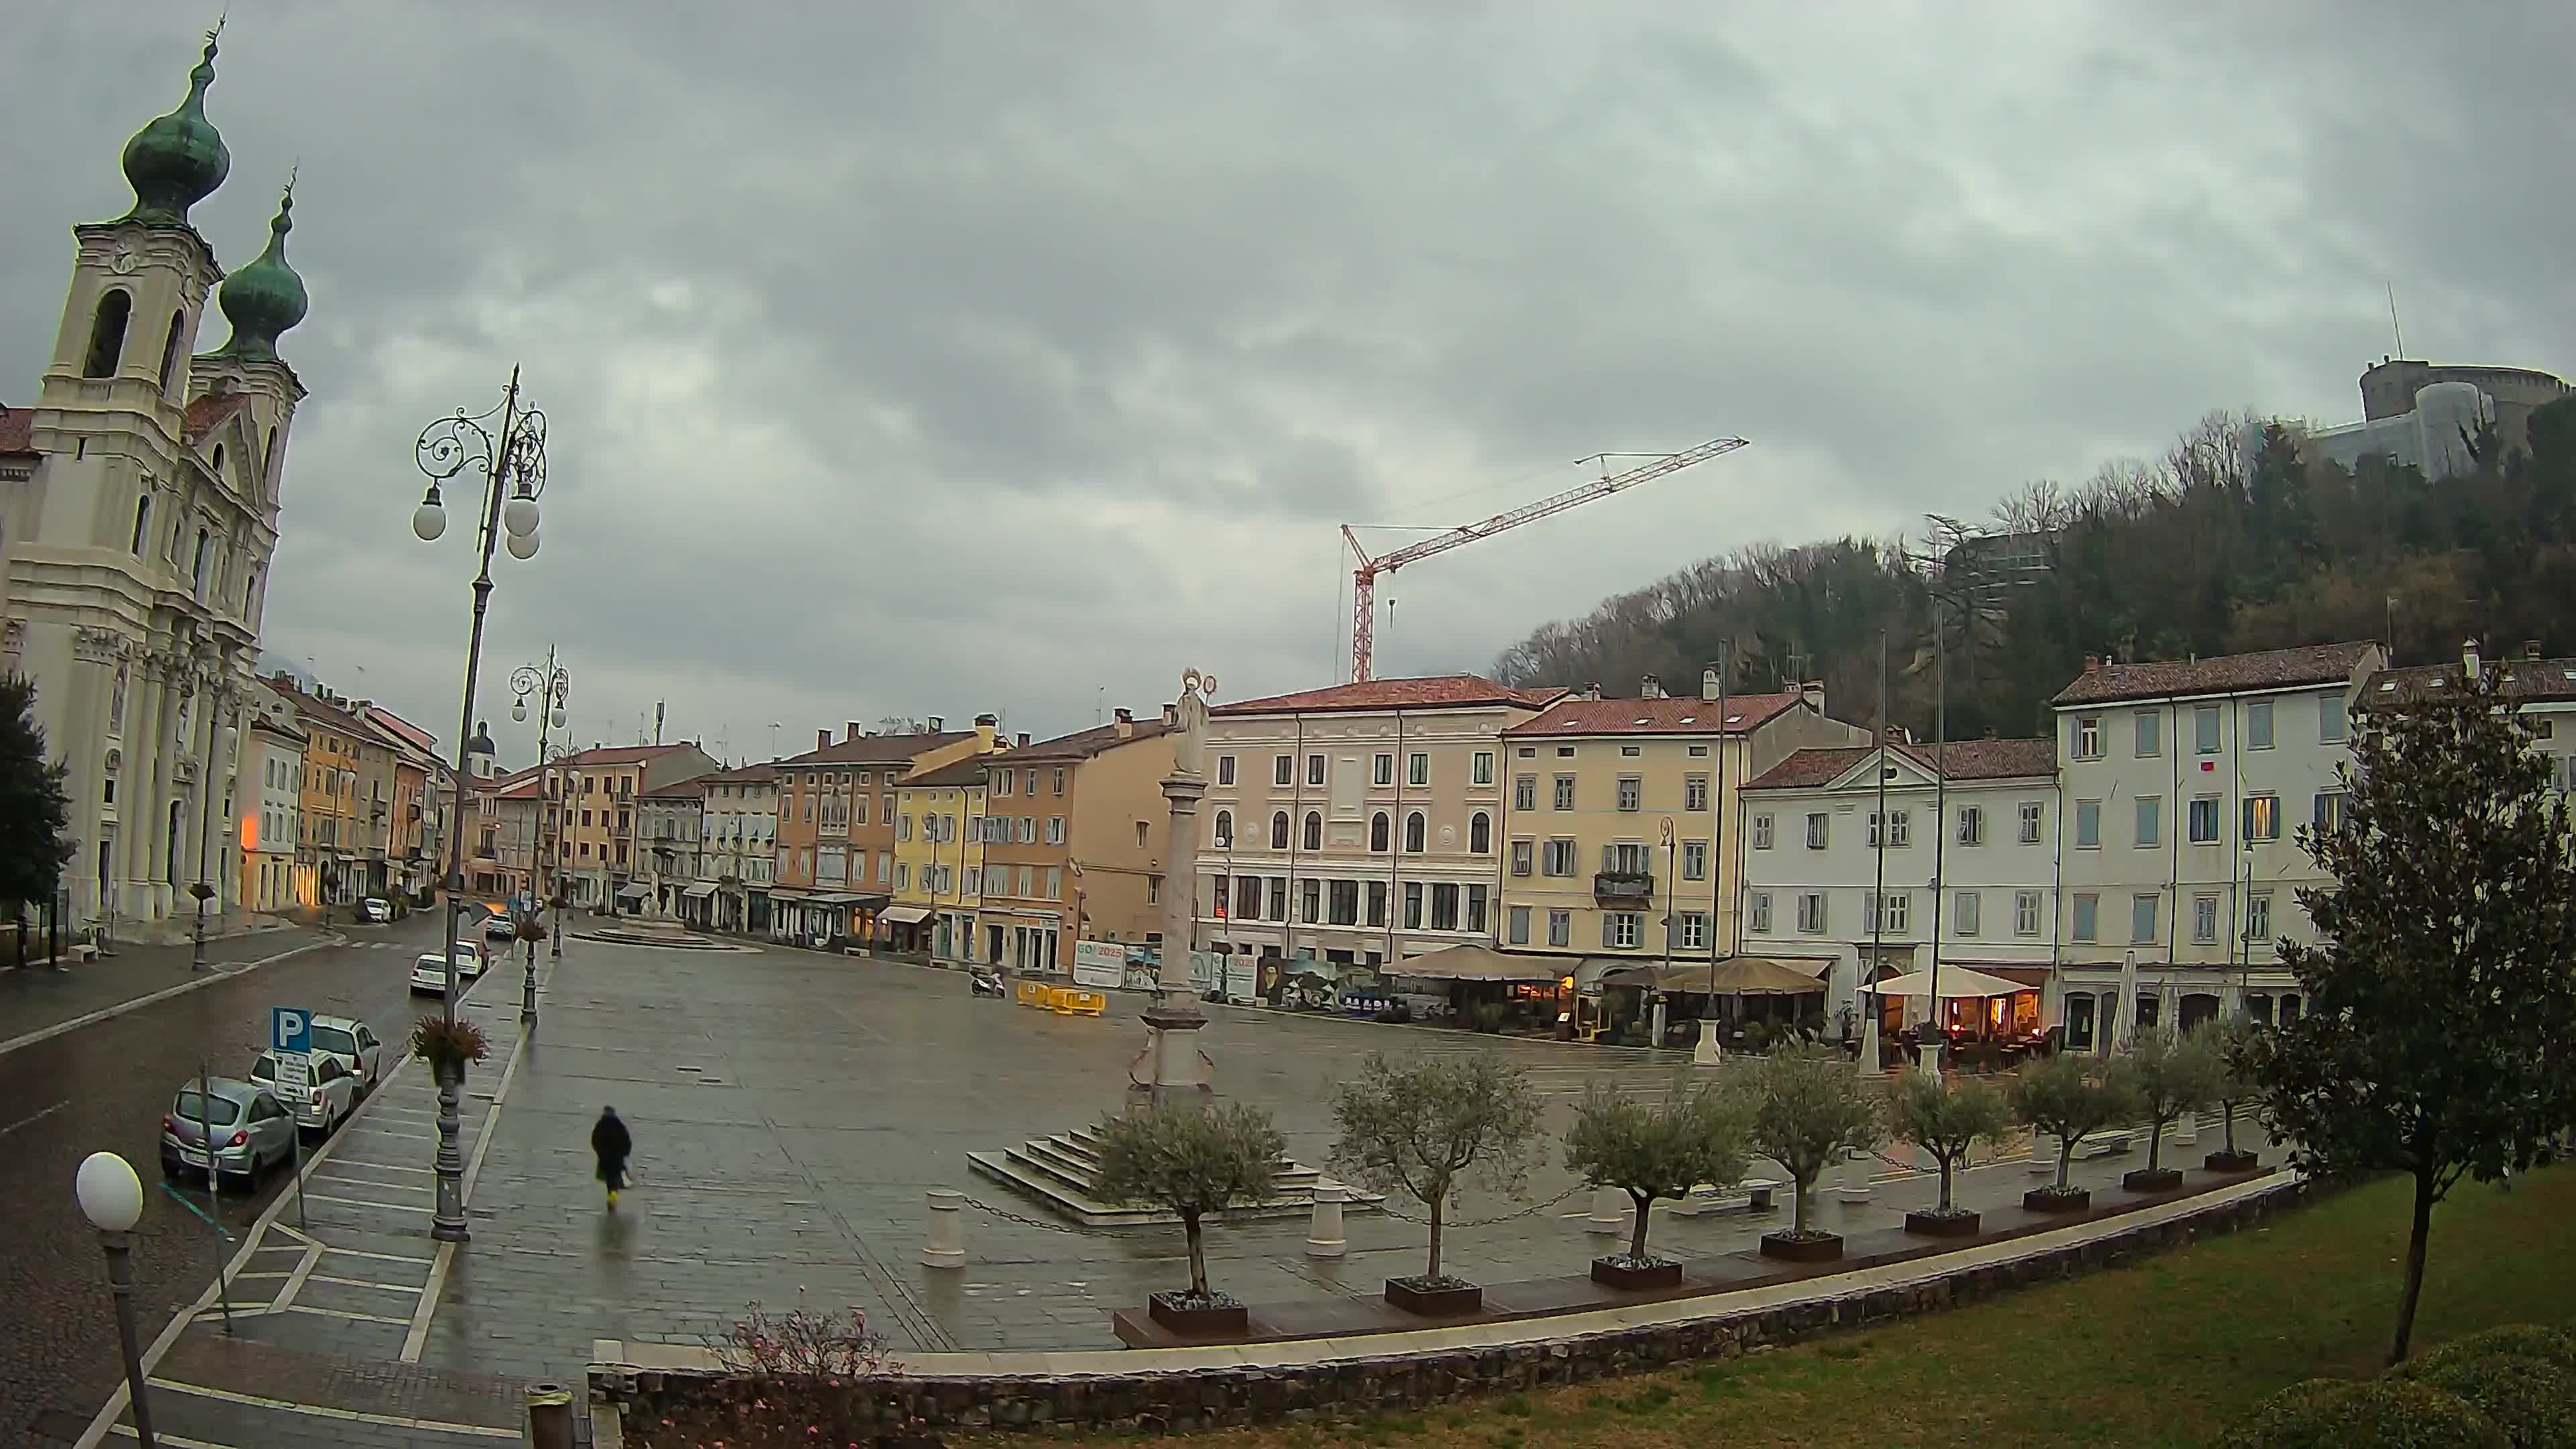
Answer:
[{"xmin": 1071, "ymin": 938, "xmax": 1125, "ymax": 989}]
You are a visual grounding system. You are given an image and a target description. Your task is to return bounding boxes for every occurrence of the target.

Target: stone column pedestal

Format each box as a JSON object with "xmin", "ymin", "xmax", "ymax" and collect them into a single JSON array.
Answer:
[
  {"xmin": 1305, "ymin": 1181, "xmax": 1348, "ymax": 1258},
  {"xmin": 921, "ymin": 1189, "xmax": 966, "ymax": 1269}
]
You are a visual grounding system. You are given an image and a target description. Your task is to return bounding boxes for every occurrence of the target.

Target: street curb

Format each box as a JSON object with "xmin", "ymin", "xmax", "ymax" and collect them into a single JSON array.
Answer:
[{"xmin": 0, "ymin": 934, "xmax": 339, "ymax": 1061}]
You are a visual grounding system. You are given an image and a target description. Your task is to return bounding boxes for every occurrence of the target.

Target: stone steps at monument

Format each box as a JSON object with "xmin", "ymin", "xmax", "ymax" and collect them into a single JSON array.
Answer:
[{"xmin": 968, "ymin": 1132, "xmax": 1378, "ymax": 1228}]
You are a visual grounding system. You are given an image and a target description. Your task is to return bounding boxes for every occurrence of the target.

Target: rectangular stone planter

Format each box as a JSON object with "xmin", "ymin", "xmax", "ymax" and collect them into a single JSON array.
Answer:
[
  {"xmin": 1904, "ymin": 1210, "xmax": 1982, "ymax": 1238},
  {"xmin": 2024, "ymin": 1186, "xmax": 2091, "ymax": 1213},
  {"xmin": 1147, "ymin": 1291, "xmax": 1248, "ymax": 1336},
  {"xmin": 2123, "ymin": 1167, "xmax": 2185, "ymax": 1193},
  {"xmin": 1383, "ymin": 1277, "xmax": 1483, "ymax": 1316},
  {"xmin": 1589, "ymin": 1256, "xmax": 1683, "ymax": 1290},
  {"xmin": 1758, "ymin": 1231, "xmax": 1844, "ymax": 1263},
  {"xmin": 2204, "ymin": 1149, "xmax": 2262, "ymax": 1174}
]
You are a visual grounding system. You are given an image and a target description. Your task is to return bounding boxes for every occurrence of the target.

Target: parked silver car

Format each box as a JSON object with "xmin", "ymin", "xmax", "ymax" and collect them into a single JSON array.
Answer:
[
  {"xmin": 160, "ymin": 1079, "xmax": 297, "ymax": 1188},
  {"xmin": 250, "ymin": 1050, "xmax": 357, "ymax": 1134},
  {"xmin": 305, "ymin": 1013, "xmax": 385, "ymax": 1095}
]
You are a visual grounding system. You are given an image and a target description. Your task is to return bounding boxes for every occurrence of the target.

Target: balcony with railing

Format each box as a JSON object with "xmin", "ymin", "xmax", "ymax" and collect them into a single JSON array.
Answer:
[{"xmin": 1593, "ymin": 871, "xmax": 1655, "ymax": 904}]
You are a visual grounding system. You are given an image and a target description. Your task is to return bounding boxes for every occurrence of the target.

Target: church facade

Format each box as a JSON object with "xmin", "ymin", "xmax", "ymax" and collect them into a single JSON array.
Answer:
[{"xmin": 0, "ymin": 30, "xmax": 312, "ymax": 932}]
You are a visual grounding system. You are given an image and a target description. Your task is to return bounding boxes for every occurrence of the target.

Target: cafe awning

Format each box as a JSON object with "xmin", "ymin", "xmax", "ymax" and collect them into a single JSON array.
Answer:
[
  {"xmin": 1864, "ymin": 965, "xmax": 2027, "ymax": 999},
  {"xmin": 615, "ymin": 883, "xmax": 650, "ymax": 900},
  {"xmin": 879, "ymin": 905, "xmax": 932, "ymax": 925},
  {"xmin": 680, "ymin": 883, "xmax": 718, "ymax": 899},
  {"xmin": 1395, "ymin": 944, "xmax": 1564, "ymax": 983},
  {"xmin": 1702, "ymin": 955, "xmax": 1832, "ymax": 995}
]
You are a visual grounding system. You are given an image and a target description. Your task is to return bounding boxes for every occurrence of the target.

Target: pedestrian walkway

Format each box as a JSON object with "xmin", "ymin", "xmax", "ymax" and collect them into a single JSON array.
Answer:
[
  {"xmin": 0, "ymin": 926, "xmax": 325, "ymax": 1057},
  {"xmin": 76, "ymin": 981, "xmax": 534, "ymax": 1449}
]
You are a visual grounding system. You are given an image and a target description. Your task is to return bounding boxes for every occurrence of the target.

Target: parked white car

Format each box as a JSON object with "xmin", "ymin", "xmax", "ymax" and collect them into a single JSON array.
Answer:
[
  {"xmin": 411, "ymin": 951, "xmax": 462, "ymax": 996},
  {"xmin": 450, "ymin": 939, "xmax": 491, "ymax": 978},
  {"xmin": 250, "ymin": 1050, "xmax": 358, "ymax": 1134},
  {"xmin": 305, "ymin": 1013, "xmax": 385, "ymax": 1095}
]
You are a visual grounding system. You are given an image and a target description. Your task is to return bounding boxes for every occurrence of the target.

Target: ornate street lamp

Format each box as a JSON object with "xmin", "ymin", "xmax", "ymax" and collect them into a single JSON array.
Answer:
[
  {"xmin": 76, "ymin": 1150, "xmax": 156, "ymax": 1447},
  {"xmin": 510, "ymin": 651, "xmax": 569, "ymax": 1026},
  {"xmin": 411, "ymin": 369, "xmax": 547, "ymax": 1242}
]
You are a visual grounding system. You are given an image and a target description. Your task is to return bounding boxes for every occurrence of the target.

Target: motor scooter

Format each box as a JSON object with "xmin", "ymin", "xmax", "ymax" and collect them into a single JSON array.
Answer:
[{"xmin": 969, "ymin": 965, "xmax": 1006, "ymax": 998}]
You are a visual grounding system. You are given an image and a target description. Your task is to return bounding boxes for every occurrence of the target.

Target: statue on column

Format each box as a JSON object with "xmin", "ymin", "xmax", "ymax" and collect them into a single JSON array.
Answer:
[{"xmin": 1172, "ymin": 668, "xmax": 1216, "ymax": 777}]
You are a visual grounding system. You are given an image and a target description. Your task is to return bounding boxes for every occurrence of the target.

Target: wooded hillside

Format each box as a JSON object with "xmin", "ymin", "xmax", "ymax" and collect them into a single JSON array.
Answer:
[{"xmin": 1491, "ymin": 400, "xmax": 2576, "ymax": 741}]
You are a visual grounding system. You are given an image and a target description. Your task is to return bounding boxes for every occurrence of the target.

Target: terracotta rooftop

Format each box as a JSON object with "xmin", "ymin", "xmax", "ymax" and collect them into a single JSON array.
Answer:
[
  {"xmin": 181, "ymin": 392, "xmax": 251, "ymax": 445},
  {"xmin": 639, "ymin": 774, "xmax": 713, "ymax": 799},
  {"xmin": 904, "ymin": 757, "xmax": 992, "ymax": 789},
  {"xmin": 559, "ymin": 743, "xmax": 696, "ymax": 767},
  {"xmin": 1745, "ymin": 737, "xmax": 2057, "ymax": 792},
  {"xmin": 266, "ymin": 677, "xmax": 374, "ymax": 737},
  {"xmin": 0, "ymin": 405, "xmax": 34, "ymax": 456},
  {"xmin": 1213, "ymin": 675, "xmax": 1566, "ymax": 717},
  {"xmin": 994, "ymin": 718, "xmax": 1175, "ymax": 762},
  {"xmin": 696, "ymin": 763, "xmax": 779, "ymax": 785},
  {"xmin": 1503, "ymin": 692, "xmax": 1805, "ymax": 738},
  {"xmin": 775, "ymin": 731, "xmax": 977, "ymax": 767},
  {"xmin": 2050, "ymin": 643, "xmax": 2379, "ymax": 707},
  {"xmin": 2369, "ymin": 651, "xmax": 2576, "ymax": 708}
]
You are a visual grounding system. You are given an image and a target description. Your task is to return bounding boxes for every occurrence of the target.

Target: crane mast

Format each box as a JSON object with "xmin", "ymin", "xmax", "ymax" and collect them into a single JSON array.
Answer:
[{"xmin": 1344, "ymin": 435, "xmax": 1750, "ymax": 682}]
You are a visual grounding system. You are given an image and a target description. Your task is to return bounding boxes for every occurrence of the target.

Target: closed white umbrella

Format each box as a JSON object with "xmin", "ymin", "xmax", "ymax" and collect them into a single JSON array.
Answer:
[
  {"xmin": 2114, "ymin": 950, "xmax": 2139, "ymax": 1053},
  {"xmin": 1857, "ymin": 980, "xmax": 1882, "ymax": 1075}
]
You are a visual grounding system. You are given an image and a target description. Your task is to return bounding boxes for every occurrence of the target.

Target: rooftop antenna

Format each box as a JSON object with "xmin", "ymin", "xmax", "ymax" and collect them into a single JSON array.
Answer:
[
  {"xmin": 2387, "ymin": 282, "xmax": 2406, "ymax": 358},
  {"xmin": 653, "ymin": 700, "xmax": 665, "ymax": 747}
]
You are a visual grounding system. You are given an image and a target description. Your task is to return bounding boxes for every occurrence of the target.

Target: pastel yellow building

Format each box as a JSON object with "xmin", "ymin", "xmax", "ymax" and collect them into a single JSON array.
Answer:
[
  {"xmin": 1495, "ymin": 673, "xmax": 1868, "ymax": 979},
  {"xmin": 892, "ymin": 755, "xmax": 989, "ymax": 959}
]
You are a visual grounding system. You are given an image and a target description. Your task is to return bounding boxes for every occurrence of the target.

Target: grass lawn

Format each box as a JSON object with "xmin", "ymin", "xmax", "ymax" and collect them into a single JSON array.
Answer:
[{"xmin": 967, "ymin": 1166, "xmax": 2576, "ymax": 1449}]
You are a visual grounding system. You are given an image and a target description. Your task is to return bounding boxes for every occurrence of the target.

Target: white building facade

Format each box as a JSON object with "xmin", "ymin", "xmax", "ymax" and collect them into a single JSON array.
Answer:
[
  {"xmin": 1192, "ymin": 676, "xmax": 1563, "ymax": 971},
  {"xmin": 701, "ymin": 764, "xmax": 777, "ymax": 934},
  {"xmin": 1, "ymin": 36, "xmax": 309, "ymax": 933},
  {"xmin": 2050, "ymin": 643, "xmax": 2383, "ymax": 1050},
  {"xmin": 1739, "ymin": 738, "xmax": 2061, "ymax": 1041},
  {"xmin": 241, "ymin": 699, "xmax": 301, "ymax": 913},
  {"xmin": 638, "ymin": 778, "xmax": 707, "ymax": 920}
]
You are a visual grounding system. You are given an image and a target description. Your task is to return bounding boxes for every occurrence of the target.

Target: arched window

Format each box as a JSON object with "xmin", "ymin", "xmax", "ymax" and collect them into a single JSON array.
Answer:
[
  {"xmin": 1470, "ymin": 810, "xmax": 1492, "ymax": 854},
  {"xmin": 158, "ymin": 311, "xmax": 186, "ymax": 394},
  {"xmin": 211, "ymin": 443, "xmax": 225, "ymax": 482},
  {"xmin": 84, "ymin": 290, "xmax": 132, "ymax": 378},
  {"xmin": 1302, "ymin": 810, "xmax": 1322, "ymax": 852},
  {"xmin": 192, "ymin": 528, "xmax": 211, "ymax": 594},
  {"xmin": 1405, "ymin": 811, "xmax": 1427, "ymax": 853},
  {"xmin": 129, "ymin": 495, "xmax": 151, "ymax": 554},
  {"xmin": 1270, "ymin": 811, "xmax": 1289, "ymax": 850},
  {"xmin": 1370, "ymin": 812, "xmax": 1390, "ymax": 853},
  {"xmin": 1213, "ymin": 810, "xmax": 1232, "ymax": 848},
  {"xmin": 244, "ymin": 565, "xmax": 260, "ymax": 616}
]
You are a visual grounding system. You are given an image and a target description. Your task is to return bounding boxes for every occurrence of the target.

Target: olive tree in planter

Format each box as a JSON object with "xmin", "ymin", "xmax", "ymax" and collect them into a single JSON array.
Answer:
[
  {"xmin": 1890, "ymin": 1072, "xmax": 2010, "ymax": 1237},
  {"xmin": 2010, "ymin": 1051, "xmax": 2139, "ymax": 1212},
  {"xmin": 2121, "ymin": 1025, "xmax": 2224, "ymax": 1192},
  {"xmin": 1328, "ymin": 1052, "xmax": 1544, "ymax": 1316},
  {"xmin": 1744, "ymin": 1042, "xmax": 1887, "ymax": 1262},
  {"xmin": 2204, "ymin": 1018, "xmax": 2266, "ymax": 1173},
  {"xmin": 1092, "ymin": 1102, "xmax": 1285, "ymax": 1336},
  {"xmin": 1563, "ymin": 1078, "xmax": 1750, "ymax": 1289}
]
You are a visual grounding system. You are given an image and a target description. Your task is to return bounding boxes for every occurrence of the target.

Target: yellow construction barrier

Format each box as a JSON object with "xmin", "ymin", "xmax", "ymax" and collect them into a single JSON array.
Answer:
[
  {"xmin": 1015, "ymin": 980, "xmax": 1049, "ymax": 1008},
  {"xmin": 1054, "ymin": 988, "xmax": 1106, "ymax": 1017}
]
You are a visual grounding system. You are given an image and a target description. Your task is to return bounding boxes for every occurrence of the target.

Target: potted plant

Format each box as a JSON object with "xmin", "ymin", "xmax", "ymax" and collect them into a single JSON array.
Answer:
[
  {"xmin": 1092, "ymin": 1102, "xmax": 1285, "ymax": 1336},
  {"xmin": 1564, "ymin": 1078, "xmax": 1749, "ymax": 1289},
  {"xmin": 409, "ymin": 1016, "xmax": 490, "ymax": 1088},
  {"xmin": 2010, "ymin": 1051, "xmax": 2139, "ymax": 1212},
  {"xmin": 1890, "ymin": 1071, "xmax": 2010, "ymax": 1237},
  {"xmin": 2121, "ymin": 1024, "xmax": 2222, "ymax": 1192},
  {"xmin": 2203, "ymin": 1018, "xmax": 2265, "ymax": 1173},
  {"xmin": 1744, "ymin": 1044, "xmax": 1887, "ymax": 1262},
  {"xmin": 1329, "ymin": 1053, "xmax": 1544, "ymax": 1316}
]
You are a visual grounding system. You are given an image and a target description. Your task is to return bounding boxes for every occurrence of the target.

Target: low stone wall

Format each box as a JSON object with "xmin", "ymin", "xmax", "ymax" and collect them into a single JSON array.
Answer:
[{"xmin": 594, "ymin": 1177, "xmax": 2309, "ymax": 1436}]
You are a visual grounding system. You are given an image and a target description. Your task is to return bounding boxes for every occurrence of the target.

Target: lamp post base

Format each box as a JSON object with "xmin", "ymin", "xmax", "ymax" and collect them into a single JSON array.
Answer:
[
  {"xmin": 431, "ymin": 1065, "xmax": 471, "ymax": 1242},
  {"xmin": 100, "ymin": 1230, "xmax": 157, "ymax": 1447}
]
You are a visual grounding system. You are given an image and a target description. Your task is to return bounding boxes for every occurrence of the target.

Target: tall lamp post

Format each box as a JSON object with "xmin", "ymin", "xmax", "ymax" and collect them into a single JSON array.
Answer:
[
  {"xmin": 76, "ymin": 1150, "xmax": 156, "ymax": 1448},
  {"xmin": 411, "ymin": 368, "xmax": 549, "ymax": 1242},
  {"xmin": 512, "ymin": 652, "xmax": 569, "ymax": 1026}
]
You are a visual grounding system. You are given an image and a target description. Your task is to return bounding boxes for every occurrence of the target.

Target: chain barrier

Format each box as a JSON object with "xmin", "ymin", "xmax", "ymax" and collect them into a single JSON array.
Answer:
[
  {"xmin": 955, "ymin": 1194, "xmax": 1093, "ymax": 1235},
  {"xmin": 1373, "ymin": 1183, "xmax": 1587, "ymax": 1228}
]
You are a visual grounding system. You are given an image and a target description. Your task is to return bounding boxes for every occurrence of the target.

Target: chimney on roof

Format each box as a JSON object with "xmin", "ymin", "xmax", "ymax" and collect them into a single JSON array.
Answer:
[
  {"xmin": 817, "ymin": 729, "xmax": 830, "ymax": 751},
  {"xmin": 1015, "ymin": 732, "xmax": 1030, "ymax": 747},
  {"xmin": 926, "ymin": 716, "xmax": 943, "ymax": 733},
  {"xmin": 2083, "ymin": 653, "xmax": 2100, "ymax": 674},
  {"xmin": 1884, "ymin": 724, "xmax": 1907, "ymax": 744},
  {"xmin": 1162, "ymin": 702, "xmax": 1179, "ymax": 727},
  {"xmin": 2527, "ymin": 639, "xmax": 2544, "ymax": 661},
  {"xmin": 1640, "ymin": 674, "xmax": 1663, "ymax": 699},
  {"xmin": 2463, "ymin": 637, "xmax": 2481, "ymax": 679},
  {"xmin": 1114, "ymin": 707, "xmax": 1134, "ymax": 738},
  {"xmin": 1801, "ymin": 679, "xmax": 1827, "ymax": 714},
  {"xmin": 1585, "ymin": 682, "xmax": 1602, "ymax": 701},
  {"xmin": 847, "ymin": 721, "xmax": 862, "ymax": 741},
  {"xmin": 1701, "ymin": 668, "xmax": 1721, "ymax": 702}
]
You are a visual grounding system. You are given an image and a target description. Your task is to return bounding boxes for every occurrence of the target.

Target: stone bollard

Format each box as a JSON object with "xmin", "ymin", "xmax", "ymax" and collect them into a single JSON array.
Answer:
[
  {"xmin": 922, "ymin": 1189, "xmax": 967, "ymax": 1269},
  {"xmin": 1305, "ymin": 1180, "xmax": 1348, "ymax": 1258},
  {"xmin": 2175, "ymin": 1112, "xmax": 2199, "ymax": 1147},
  {"xmin": 526, "ymin": 1382, "xmax": 574, "ymax": 1449},
  {"xmin": 1585, "ymin": 1185, "xmax": 1629, "ymax": 1235},
  {"xmin": 1833, "ymin": 1146, "xmax": 1874, "ymax": 1204},
  {"xmin": 2029, "ymin": 1132, "xmax": 2060, "ymax": 1175}
]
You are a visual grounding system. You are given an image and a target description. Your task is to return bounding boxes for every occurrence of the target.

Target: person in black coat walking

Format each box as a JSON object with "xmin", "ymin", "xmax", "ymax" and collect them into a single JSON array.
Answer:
[{"xmin": 592, "ymin": 1106, "xmax": 632, "ymax": 1210}]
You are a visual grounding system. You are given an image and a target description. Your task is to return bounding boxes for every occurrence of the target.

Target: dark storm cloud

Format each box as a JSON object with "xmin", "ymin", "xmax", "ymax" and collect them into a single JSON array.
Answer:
[{"xmin": 5, "ymin": 1, "xmax": 2568, "ymax": 765}]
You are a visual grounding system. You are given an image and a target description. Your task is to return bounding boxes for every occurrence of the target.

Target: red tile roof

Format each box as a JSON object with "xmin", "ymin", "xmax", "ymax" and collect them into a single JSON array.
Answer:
[
  {"xmin": 1213, "ymin": 675, "xmax": 1566, "ymax": 716},
  {"xmin": 696, "ymin": 763, "xmax": 779, "ymax": 785},
  {"xmin": 993, "ymin": 718, "xmax": 1175, "ymax": 762},
  {"xmin": 775, "ymin": 731, "xmax": 977, "ymax": 767},
  {"xmin": 559, "ymin": 743, "xmax": 695, "ymax": 767},
  {"xmin": 1503, "ymin": 692, "xmax": 1805, "ymax": 738},
  {"xmin": 266, "ymin": 677, "xmax": 372, "ymax": 737},
  {"xmin": 0, "ymin": 405, "xmax": 34, "ymax": 457},
  {"xmin": 905, "ymin": 757, "xmax": 992, "ymax": 789},
  {"xmin": 639, "ymin": 775, "xmax": 713, "ymax": 799},
  {"xmin": 181, "ymin": 392, "xmax": 251, "ymax": 445},
  {"xmin": 2051, "ymin": 643, "xmax": 2378, "ymax": 706},
  {"xmin": 2369, "ymin": 654, "xmax": 2576, "ymax": 707},
  {"xmin": 1744, "ymin": 737, "xmax": 2057, "ymax": 792}
]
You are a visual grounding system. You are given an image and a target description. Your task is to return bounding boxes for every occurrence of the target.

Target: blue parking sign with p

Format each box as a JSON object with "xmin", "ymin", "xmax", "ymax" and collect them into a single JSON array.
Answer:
[{"xmin": 272, "ymin": 1007, "xmax": 310, "ymax": 1055}]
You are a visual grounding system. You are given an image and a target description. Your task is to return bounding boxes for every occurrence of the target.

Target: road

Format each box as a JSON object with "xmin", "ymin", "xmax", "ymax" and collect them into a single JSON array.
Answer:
[{"xmin": 0, "ymin": 911, "xmax": 515, "ymax": 1444}]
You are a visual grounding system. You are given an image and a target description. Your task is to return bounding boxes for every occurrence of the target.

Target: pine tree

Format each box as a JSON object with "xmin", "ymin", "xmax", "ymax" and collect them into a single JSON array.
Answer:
[
  {"xmin": 2254, "ymin": 661, "xmax": 2576, "ymax": 1364},
  {"xmin": 0, "ymin": 674, "xmax": 75, "ymax": 953}
]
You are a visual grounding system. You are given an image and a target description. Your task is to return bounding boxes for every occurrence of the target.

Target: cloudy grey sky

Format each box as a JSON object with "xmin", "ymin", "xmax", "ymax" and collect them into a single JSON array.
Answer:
[{"xmin": 7, "ymin": 1, "xmax": 2569, "ymax": 767}]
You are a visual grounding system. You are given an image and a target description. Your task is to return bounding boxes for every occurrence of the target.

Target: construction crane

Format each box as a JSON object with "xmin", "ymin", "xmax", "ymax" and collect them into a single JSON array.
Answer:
[{"xmin": 1340, "ymin": 435, "xmax": 1750, "ymax": 682}]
